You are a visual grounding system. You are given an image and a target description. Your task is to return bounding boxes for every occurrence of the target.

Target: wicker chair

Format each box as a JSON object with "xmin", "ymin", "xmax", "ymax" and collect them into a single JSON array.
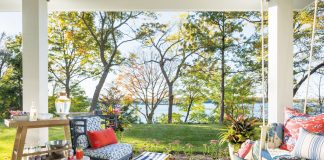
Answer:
[{"xmin": 68, "ymin": 115, "xmax": 133, "ymax": 160}]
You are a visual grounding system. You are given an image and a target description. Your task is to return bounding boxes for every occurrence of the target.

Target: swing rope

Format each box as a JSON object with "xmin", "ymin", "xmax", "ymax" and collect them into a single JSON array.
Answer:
[
  {"xmin": 261, "ymin": 0, "xmax": 266, "ymax": 127},
  {"xmin": 303, "ymin": 0, "xmax": 319, "ymax": 114},
  {"xmin": 258, "ymin": 0, "xmax": 319, "ymax": 158},
  {"xmin": 259, "ymin": 0, "xmax": 267, "ymax": 159}
]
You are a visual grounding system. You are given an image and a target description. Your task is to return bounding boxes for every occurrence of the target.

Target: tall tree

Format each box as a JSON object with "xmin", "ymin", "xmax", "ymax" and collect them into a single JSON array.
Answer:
[
  {"xmin": 0, "ymin": 35, "xmax": 23, "ymax": 119},
  {"xmin": 178, "ymin": 67, "xmax": 207, "ymax": 123},
  {"xmin": 293, "ymin": 2, "xmax": 324, "ymax": 96},
  {"xmin": 48, "ymin": 12, "xmax": 96, "ymax": 98},
  {"xmin": 139, "ymin": 22, "xmax": 200, "ymax": 123},
  {"xmin": 186, "ymin": 12, "xmax": 252, "ymax": 124},
  {"xmin": 117, "ymin": 53, "xmax": 168, "ymax": 123},
  {"xmin": 80, "ymin": 12, "xmax": 146, "ymax": 111},
  {"xmin": 0, "ymin": 32, "xmax": 10, "ymax": 79}
]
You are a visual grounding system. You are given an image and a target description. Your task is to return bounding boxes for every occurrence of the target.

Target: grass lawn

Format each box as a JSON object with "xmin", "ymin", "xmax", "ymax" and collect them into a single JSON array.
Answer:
[{"xmin": 0, "ymin": 123, "xmax": 227, "ymax": 159}]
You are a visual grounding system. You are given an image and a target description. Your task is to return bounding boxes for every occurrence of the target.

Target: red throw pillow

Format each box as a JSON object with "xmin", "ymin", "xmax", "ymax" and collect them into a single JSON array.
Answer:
[
  {"xmin": 280, "ymin": 108, "xmax": 324, "ymax": 151},
  {"xmin": 238, "ymin": 140, "xmax": 253, "ymax": 158},
  {"xmin": 87, "ymin": 128, "xmax": 118, "ymax": 149}
]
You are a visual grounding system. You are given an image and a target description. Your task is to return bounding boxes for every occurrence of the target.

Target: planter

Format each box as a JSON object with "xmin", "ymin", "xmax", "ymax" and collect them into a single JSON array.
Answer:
[{"xmin": 228, "ymin": 143, "xmax": 235, "ymax": 160}]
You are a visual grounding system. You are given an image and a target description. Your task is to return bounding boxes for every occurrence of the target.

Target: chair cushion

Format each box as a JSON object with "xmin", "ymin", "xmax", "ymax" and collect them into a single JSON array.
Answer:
[
  {"xmin": 87, "ymin": 128, "xmax": 118, "ymax": 149},
  {"xmin": 76, "ymin": 116, "xmax": 102, "ymax": 149},
  {"xmin": 293, "ymin": 128, "xmax": 324, "ymax": 160},
  {"xmin": 267, "ymin": 123, "xmax": 284, "ymax": 149},
  {"xmin": 84, "ymin": 143, "xmax": 132, "ymax": 160},
  {"xmin": 281, "ymin": 108, "xmax": 324, "ymax": 151}
]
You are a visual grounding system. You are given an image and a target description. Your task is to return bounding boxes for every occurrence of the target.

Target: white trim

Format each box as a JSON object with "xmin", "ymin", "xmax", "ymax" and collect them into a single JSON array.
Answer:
[{"xmin": 0, "ymin": 0, "xmax": 314, "ymax": 12}]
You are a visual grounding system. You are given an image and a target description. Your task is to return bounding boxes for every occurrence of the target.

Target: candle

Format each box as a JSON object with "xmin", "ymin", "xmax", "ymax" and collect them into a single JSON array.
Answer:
[{"xmin": 76, "ymin": 147, "xmax": 83, "ymax": 160}]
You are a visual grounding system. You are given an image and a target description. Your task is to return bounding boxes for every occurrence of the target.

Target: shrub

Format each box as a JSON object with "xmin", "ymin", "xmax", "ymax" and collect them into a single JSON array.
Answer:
[{"xmin": 220, "ymin": 114, "xmax": 257, "ymax": 145}]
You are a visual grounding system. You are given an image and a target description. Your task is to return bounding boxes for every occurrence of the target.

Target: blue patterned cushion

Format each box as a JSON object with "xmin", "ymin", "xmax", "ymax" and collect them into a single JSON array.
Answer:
[
  {"xmin": 252, "ymin": 141, "xmax": 299, "ymax": 160},
  {"xmin": 293, "ymin": 128, "xmax": 324, "ymax": 160},
  {"xmin": 134, "ymin": 152, "xmax": 170, "ymax": 160},
  {"xmin": 267, "ymin": 123, "xmax": 284, "ymax": 149},
  {"xmin": 84, "ymin": 143, "xmax": 132, "ymax": 160},
  {"xmin": 76, "ymin": 116, "xmax": 102, "ymax": 149}
]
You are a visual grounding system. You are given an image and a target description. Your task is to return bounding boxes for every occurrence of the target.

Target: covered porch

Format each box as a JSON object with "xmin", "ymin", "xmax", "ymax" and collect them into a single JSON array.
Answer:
[{"xmin": 0, "ymin": 0, "xmax": 315, "ymax": 151}]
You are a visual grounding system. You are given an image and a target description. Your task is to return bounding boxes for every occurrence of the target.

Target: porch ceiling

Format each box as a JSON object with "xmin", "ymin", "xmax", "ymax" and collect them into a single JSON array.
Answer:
[{"xmin": 0, "ymin": 0, "xmax": 314, "ymax": 12}]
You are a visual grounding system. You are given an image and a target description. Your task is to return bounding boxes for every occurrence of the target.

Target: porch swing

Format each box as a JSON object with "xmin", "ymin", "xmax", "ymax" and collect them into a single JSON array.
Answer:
[{"xmin": 229, "ymin": 0, "xmax": 322, "ymax": 159}]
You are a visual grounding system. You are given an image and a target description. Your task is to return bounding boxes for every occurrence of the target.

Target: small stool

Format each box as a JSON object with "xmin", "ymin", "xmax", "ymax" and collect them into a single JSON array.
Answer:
[{"xmin": 134, "ymin": 152, "xmax": 171, "ymax": 160}]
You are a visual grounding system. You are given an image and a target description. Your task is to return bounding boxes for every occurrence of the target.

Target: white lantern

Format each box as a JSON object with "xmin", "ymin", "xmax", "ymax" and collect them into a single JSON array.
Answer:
[{"xmin": 55, "ymin": 92, "xmax": 71, "ymax": 119}]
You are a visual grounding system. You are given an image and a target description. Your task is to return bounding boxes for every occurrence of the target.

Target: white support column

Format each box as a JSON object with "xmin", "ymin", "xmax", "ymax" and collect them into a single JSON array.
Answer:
[
  {"xmin": 22, "ymin": 0, "xmax": 48, "ymax": 145},
  {"xmin": 268, "ymin": 0, "xmax": 294, "ymax": 123}
]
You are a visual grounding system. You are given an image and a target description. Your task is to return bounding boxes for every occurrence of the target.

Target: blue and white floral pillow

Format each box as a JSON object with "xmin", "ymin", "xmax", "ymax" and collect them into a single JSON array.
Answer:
[
  {"xmin": 267, "ymin": 123, "xmax": 283, "ymax": 149},
  {"xmin": 76, "ymin": 116, "xmax": 102, "ymax": 149}
]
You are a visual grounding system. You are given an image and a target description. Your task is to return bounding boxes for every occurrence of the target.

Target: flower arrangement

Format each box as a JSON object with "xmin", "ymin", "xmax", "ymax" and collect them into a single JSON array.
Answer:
[
  {"xmin": 105, "ymin": 106, "xmax": 122, "ymax": 116},
  {"xmin": 9, "ymin": 110, "xmax": 29, "ymax": 121}
]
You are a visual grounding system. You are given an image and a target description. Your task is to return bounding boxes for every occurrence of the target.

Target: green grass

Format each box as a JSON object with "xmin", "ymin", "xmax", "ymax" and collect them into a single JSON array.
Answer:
[
  {"xmin": 0, "ymin": 123, "xmax": 227, "ymax": 159},
  {"xmin": 120, "ymin": 124, "xmax": 227, "ymax": 153}
]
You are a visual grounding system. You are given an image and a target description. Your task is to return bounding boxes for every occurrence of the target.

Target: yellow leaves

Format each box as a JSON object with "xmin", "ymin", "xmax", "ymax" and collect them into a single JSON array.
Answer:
[
  {"xmin": 65, "ymin": 31, "xmax": 74, "ymax": 40},
  {"xmin": 179, "ymin": 13, "xmax": 189, "ymax": 20},
  {"xmin": 166, "ymin": 34, "xmax": 180, "ymax": 41}
]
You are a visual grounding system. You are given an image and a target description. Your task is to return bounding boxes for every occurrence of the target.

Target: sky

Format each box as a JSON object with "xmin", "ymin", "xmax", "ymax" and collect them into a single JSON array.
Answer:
[{"xmin": 0, "ymin": 12, "xmax": 322, "ymax": 100}]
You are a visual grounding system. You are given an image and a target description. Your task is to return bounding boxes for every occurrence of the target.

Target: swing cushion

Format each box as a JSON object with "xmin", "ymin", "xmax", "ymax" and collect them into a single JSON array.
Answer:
[
  {"xmin": 252, "ymin": 141, "xmax": 301, "ymax": 160},
  {"xmin": 267, "ymin": 123, "xmax": 284, "ymax": 149},
  {"xmin": 238, "ymin": 140, "xmax": 254, "ymax": 158},
  {"xmin": 293, "ymin": 128, "xmax": 324, "ymax": 160},
  {"xmin": 281, "ymin": 108, "xmax": 324, "ymax": 151}
]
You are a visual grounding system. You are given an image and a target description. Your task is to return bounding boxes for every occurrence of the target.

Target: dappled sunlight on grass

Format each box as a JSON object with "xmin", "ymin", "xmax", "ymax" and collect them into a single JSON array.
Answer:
[
  {"xmin": 0, "ymin": 124, "xmax": 66, "ymax": 159},
  {"xmin": 0, "ymin": 124, "xmax": 15, "ymax": 159},
  {"xmin": 120, "ymin": 124, "xmax": 226, "ymax": 153}
]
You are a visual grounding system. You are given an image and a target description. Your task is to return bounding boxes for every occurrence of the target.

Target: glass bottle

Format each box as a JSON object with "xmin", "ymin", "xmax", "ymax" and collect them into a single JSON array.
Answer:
[{"xmin": 29, "ymin": 102, "xmax": 37, "ymax": 121}]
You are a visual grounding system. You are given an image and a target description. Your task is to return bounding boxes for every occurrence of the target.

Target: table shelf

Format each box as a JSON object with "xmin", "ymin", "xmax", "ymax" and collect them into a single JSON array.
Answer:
[
  {"xmin": 21, "ymin": 145, "xmax": 72, "ymax": 156},
  {"xmin": 4, "ymin": 118, "xmax": 70, "ymax": 160}
]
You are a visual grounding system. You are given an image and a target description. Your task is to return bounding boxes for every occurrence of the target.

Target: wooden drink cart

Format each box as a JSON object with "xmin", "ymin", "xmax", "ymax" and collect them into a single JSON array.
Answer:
[{"xmin": 4, "ymin": 119, "xmax": 71, "ymax": 160}]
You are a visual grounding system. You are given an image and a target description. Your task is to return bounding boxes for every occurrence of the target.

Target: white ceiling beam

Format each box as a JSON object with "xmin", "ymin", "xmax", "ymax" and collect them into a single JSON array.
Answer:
[{"xmin": 0, "ymin": 0, "xmax": 315, "ymax": 12}]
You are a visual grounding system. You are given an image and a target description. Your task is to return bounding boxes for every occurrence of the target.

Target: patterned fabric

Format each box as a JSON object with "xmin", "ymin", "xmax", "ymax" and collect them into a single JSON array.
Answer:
[
  {"xmin": 272, "ymin": 155, "xmax": 301, "ymax": 160},
  {"xmin": 252, "ymin": 140, "xmax": 260, "ymax": 160},
  {"xmin": 293, "ymin": 128, "xmax": 324, "ymax": 160},
  {"xmin": 134, "ymin": 152, "xmax": 170, "ymax": 160},
  {"xmin": 252, "ymin": 141, "xmax": 299, "ymax": 160},
  {"xmin": 259, "ymin": 149, "xmax": 299, "ymax": 160},
  {"xmin": 238, "ymin": 140, "xmax": 253, "ymax": 158},
  {"xmin": 281, "ymin": 108, "xmax": 324, "ymax": 151},
  {"xmin": 267, "ymin": 123, "xmax": 283, "ymax": 149},
  {"xmin": 77, "ymin": 135, "xmax": 89, "ymax": 149},
  {"xmin": 84, "ymin": 143, "xmax": 132, "ymax": 160},
  {"xmin": 76, "ymin": 116, "xmax": 102, "ymax": 149}
]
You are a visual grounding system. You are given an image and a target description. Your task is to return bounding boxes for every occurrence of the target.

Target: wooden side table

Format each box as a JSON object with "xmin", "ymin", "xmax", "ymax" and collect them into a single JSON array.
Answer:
[{"xmin": 4, "ymin": 119, "xmax": 71, "ymax": 160}]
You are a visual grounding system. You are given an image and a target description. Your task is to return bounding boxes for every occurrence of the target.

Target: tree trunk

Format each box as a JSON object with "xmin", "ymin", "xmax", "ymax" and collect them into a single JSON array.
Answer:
[
  {"xmin": 184, "ymin": 100, "xmax": 193, "ymax": 123},
  {"xmin": 65, "ymin": 85, "xmax": 71, "ymax": 99},
  {"xmin": 219, "ymin": 16, "xmax": 226, "ymax": 124},
  {"xmin": 65, "ymin": 78, "xmax": 71, "ymax": 98},
  {"xmin": 147, "ymin": 113, "xmax": 154, "ymax": 124},
  {"xmin": 90, "ymin": 68, "xmax": 109, "ymax": 111},
  {"xmin": 293, "ymin": 61, "xmax": 324, "ymax": 96},
  {"xmin": 168, "ymin": 85, "xmax": 173, "ymax": 123}
]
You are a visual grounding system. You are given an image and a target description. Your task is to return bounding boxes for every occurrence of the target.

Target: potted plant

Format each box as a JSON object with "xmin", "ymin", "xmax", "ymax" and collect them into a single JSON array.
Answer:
[{"xmin": 220, "ymin": 114, "xmax": 257, "ymax": 159}]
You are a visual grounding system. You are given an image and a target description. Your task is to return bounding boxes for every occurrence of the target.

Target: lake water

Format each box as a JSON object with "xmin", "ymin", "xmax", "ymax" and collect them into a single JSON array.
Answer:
[{"xmin": 136, "ymin": 103, "xmax": 268, "ymax": 123}]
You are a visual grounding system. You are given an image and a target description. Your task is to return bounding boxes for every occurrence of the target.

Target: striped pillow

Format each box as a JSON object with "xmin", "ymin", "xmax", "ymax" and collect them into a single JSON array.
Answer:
[{"xmin": 293, "ymin": 128, "xmax": 324, "ymax": 160}]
